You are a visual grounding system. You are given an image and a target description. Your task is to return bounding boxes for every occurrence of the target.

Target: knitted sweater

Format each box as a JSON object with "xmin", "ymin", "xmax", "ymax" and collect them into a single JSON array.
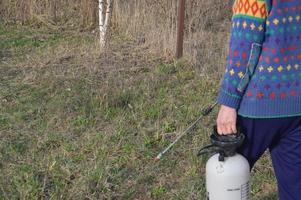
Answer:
[{"xmin": 217, "ymin": 0, "xmax": 301, "ymax": 118}]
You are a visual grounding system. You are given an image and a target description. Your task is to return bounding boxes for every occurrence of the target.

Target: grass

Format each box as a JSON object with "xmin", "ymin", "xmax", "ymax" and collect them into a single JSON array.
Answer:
[
  {"xmin": 0, "ymin": 24, "xmax": 277, "ymax": 199},
  {"xmin": 0, "ymin": 24, "xmax": 61, "ymax": 59}
]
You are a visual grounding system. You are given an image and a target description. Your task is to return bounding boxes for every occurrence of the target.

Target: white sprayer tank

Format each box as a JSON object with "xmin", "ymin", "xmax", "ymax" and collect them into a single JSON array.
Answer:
[{"xmin": 206, "ymin": 153, "xmax": 250, "ymax": 200}]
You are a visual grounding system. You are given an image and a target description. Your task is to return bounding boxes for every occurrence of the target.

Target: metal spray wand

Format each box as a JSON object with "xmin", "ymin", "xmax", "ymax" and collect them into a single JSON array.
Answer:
[{"xmin": 154, "ymin": 101, "xmax": 218, "ymax": 161}]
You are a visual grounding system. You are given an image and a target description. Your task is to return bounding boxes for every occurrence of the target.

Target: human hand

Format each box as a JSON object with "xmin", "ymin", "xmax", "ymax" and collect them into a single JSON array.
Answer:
[{"xmin": 216, "ymin": 105, "xmax": 237, "ymax": 135}]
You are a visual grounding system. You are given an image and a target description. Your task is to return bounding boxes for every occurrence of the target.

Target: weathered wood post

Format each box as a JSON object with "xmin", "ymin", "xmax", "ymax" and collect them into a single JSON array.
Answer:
[{"xmin": 176, "ymin": 0, "xmax": 185, "ymax": 59}]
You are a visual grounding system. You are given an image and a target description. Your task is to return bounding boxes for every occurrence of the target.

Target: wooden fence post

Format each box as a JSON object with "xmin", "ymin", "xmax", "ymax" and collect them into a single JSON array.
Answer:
[{"xmin": 176, "ymin": 0, "xmax": 185, "ymax": 59}]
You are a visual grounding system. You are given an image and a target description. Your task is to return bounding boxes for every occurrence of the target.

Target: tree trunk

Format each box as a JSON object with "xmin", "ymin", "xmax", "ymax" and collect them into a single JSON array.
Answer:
[
  {"xmin": 99, "ymin": 0, "xmax": 113, "ymax": 47},
  {"xmin": 99, "ymin": 0, "xmax": 105, "ymax": 46}
]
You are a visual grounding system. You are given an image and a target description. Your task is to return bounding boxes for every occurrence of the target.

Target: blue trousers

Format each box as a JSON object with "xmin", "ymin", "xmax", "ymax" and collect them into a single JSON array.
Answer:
[{"xmin": 236, "ymin": 115, "xmax": 301, "ymax": 200}]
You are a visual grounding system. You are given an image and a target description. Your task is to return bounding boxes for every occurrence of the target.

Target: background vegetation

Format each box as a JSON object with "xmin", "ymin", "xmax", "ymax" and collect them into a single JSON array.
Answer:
[
  {"xmin": 0, "ymin": 0, "xmax": 231, "ymax": 70},
  {"xmin": 1, "ymin": 0, "xmax": 277, "ymax": 199}
]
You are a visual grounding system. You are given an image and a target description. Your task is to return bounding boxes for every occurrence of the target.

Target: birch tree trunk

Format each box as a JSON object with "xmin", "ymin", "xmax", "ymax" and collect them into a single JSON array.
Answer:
[{"xmin": 99, "ymin": 0, "xmax": 113, "ymax": 47}]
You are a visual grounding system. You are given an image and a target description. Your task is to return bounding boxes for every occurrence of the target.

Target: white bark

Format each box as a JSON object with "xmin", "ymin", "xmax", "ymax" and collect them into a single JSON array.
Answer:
[
  {"xmin": 99, "ymin": 0, "xmax": 112, "ymax": 47},
  {"xmin": 104, "ymin": 0, "xmax": 112, "ymax": 30},
  {"xmin": 99, "ymin": 0, "xmax": 105, "ymax": 46}
]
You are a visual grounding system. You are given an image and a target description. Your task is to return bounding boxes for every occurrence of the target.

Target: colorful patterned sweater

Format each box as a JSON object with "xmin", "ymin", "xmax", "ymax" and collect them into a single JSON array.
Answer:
[{"xmin": 217, "ymin": 0, "xmax": 301, "ymax": 118}]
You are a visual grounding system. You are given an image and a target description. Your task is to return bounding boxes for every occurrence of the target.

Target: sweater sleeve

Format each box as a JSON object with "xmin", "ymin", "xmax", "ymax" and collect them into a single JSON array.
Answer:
[{"xmin": 217, "ymin": 0, "xmax": 270, "ymax": 109}]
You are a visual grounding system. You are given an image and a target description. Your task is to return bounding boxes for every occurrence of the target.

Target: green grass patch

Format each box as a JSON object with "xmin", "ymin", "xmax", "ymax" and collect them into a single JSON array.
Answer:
[
  {"xmin": 0, "ymin": 24, "xmax": 277, "ymax": 199},
  {"xmin": 0, "ymin": 24, "xmax": 63, "ymax": 55},
  {"xmin": 0, "ymin": 23, "xmax": 95, "ymax": 61}
]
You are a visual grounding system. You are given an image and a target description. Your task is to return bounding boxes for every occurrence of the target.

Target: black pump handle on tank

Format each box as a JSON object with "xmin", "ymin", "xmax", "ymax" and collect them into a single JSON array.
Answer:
[{"xmin": 198, "ymin": 125, "xmax": 245, "ymax": 161}]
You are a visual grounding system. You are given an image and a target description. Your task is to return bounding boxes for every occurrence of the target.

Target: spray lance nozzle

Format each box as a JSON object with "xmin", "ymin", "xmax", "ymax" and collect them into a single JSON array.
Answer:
[
  {"xmin": 154, "ymin": 101, "xmax": 218, "ymax": 161},
  {"xmin": 198, "ymin": 125, "xmax": 245, "ymax": 162}
]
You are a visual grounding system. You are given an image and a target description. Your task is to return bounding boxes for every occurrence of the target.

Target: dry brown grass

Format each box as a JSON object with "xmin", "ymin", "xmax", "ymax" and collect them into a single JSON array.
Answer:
[
  {"xmin": 1, "ymin": 0, "xmax": 233, "ymax": 74},
  {"xmin": 112, "ymin": 1, "xmax": 231, "ymax": 35},
  {"xmin": 112, "ymin": 0, "xmax": 232, "ymax": 72},
  {"xmin": 0, "ymin": 0, "xmax": 97, "ymax": 28}
]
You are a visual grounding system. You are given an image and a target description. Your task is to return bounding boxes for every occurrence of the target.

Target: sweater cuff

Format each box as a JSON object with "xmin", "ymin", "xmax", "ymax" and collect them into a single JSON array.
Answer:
[{"xmin": 217, "ymin": 89, "xmax": 242, "ymax": 109}]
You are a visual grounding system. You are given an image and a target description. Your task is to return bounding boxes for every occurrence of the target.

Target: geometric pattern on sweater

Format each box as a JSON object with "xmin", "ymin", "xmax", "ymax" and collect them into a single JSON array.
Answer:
[
  {"xmin": 233, "ymin": 0, "xmax": 268, "ymax": 20},
  {"xmin": 217, "ymin": 0, "xmax": 301, "ymax": 118}
]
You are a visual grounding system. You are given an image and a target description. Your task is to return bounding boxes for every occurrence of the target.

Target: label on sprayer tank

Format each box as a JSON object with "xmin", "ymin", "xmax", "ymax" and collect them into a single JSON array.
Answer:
[
  {"xmin": 240, "ymin": 182, "xmax": 250, "ymax": 200},
  {"xmin": 207, "ymin": 181, "xmax": 250, "ymax": 200}
]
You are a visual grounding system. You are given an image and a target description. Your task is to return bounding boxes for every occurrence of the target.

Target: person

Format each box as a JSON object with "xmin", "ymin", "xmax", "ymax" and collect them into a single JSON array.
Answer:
[{"xmin": 216, "ymin": 0, "xmax": 301, "ymax": 199}]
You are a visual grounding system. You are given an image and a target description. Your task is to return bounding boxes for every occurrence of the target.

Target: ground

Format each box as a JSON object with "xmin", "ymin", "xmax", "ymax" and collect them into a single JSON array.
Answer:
[{"xmin": 0, "ymin": 24, "xmax": 277, "ymax": 199}]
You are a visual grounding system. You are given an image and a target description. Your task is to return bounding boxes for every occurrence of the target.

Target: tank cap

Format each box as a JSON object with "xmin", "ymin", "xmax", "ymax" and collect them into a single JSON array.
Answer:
[
  {"xmin": 210, "ymin": 125, "xmax": 245, "ymax": 150},
  {"xmin": 198, "ymin": 125, "xmax": 245, "ymax": 161}
]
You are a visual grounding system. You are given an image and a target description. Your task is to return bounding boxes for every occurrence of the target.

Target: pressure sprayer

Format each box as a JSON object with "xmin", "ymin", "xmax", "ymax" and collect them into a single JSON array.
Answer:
[{"xmin": 154, "ymin": 101, "xmax": 250, "ymax": 200}]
